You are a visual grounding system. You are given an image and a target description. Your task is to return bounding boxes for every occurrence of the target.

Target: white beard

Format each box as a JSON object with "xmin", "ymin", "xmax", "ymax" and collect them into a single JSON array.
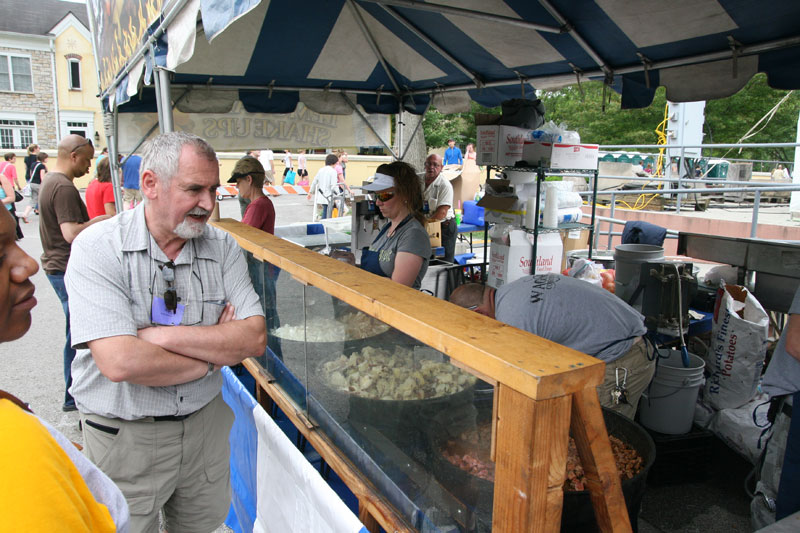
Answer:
[{"xmin": 173, "ymin": 211, "xmax": 208, "ymax": 239}]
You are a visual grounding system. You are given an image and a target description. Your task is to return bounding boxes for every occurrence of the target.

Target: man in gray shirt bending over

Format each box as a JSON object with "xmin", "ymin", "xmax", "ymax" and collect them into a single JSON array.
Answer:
[
  {"xmin": 66, "ymin": 132, "xmax": 266, "ymax": 532},
  {"xmin": 450, "ymin": 274, "xmax": 652, "ymax": 419}
]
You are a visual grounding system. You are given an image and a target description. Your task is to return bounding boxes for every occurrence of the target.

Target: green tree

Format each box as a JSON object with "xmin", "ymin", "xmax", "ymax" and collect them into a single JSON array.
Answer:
[{"xmin": 704, "ymin": 74, "xmax": 799, "ymax": 163}]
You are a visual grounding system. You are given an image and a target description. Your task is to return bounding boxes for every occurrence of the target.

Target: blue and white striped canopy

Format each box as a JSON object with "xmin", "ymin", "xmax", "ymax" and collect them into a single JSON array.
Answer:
[{"xmin": 100, "ymin": 0, "xmax": 800, "ymax": 114}]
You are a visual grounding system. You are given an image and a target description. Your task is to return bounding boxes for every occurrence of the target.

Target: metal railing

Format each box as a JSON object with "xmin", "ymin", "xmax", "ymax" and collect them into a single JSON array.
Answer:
[
  {"xmin": 579, "ymin": 180, "xmax": 799, "ymax": 246},
  {"xmin": 591, "ymin": 141, "xmax": 799, "ymax": 241}
]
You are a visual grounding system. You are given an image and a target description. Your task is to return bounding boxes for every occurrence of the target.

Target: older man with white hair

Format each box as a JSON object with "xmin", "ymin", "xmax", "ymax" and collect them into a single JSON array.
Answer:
[{"xmin": 65, "ymin": 132, "xmax": 266, "ymax": 532}]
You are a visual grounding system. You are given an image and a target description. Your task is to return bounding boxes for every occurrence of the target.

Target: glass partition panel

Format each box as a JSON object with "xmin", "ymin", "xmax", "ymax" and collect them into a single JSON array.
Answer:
[
  {"xmin": 243, "ymin": 250, "xmax": 497, "ymax": 530},
  {"xmin": 295, "ymin": 291, "xmax": 496, "ymax": 531}
]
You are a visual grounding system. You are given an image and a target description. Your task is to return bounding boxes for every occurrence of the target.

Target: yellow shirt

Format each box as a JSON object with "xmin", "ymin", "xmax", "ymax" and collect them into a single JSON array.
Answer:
[{"xmin": 0, "ymin": 399, "xmax": 116, "ymax": 531}]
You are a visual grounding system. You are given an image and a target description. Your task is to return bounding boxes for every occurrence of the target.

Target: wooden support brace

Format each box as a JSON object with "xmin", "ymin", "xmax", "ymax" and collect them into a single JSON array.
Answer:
[
  {"xmin": 492, "ymin": 384, "xmax": 572, "ymax": 532},
  {"xmin": 570, "ymin": 387, "xmax": 632, "ymax": 533}
]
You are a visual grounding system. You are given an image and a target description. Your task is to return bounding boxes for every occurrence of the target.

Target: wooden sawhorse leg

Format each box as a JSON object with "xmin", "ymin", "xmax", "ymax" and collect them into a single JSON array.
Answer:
[{"xmin": 492, "ymin": 384, "xmax": 631, "ymax": 532}]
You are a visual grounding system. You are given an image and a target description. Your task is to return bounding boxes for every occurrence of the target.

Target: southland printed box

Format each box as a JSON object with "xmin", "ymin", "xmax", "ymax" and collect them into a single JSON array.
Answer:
[
  {"xmin": 522, "ymin": 140, "xmax": 600, "ymax": 170},
  {"xmin": 487, "ymin": 231, "xmax": 563, "ymax": 288},
  {"xmin": 476, "ymin": 125, "xmax": 531, "ymax": 166}
]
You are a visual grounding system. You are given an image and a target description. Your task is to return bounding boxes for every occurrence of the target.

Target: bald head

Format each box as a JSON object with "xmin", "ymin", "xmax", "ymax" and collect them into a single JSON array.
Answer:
[
  {"xmin": 55, "ymin": 134, "xmax": 94, "ymax": 180},
  {"xmin": 449, "ymin": 283, "xmax": 485, "ymax": 308},
  {"xmin": 58, "ymin": 134, "xmax": 93, "ymax": 157},
  {"xmin": 424, "ymin": 153, "xmax": 443, "ymax": 184}
]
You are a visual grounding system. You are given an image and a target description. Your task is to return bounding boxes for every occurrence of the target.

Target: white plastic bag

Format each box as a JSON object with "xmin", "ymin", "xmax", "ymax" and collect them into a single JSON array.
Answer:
[{"xmin": 703, "ymin": 282, "xmax": 769, "ymax": 409}]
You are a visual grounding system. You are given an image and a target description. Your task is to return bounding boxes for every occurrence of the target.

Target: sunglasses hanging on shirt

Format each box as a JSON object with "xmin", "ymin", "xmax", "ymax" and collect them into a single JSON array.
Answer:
[{"xmin": 159, "ymin": 261, "xmax": 179, "ymax": 312}]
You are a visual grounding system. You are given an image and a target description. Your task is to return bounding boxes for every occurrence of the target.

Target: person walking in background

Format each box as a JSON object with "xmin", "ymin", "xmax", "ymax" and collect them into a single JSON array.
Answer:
[
  {"xmin": 24, "ymin": 144, "xmax": 39, "ymax": 184},
  {"xmin": 0, "ymin": 154, "xmax": 24, "ymax": 238},
  {"xmin": 121, "ymin": 153, "xmax": 142, "ymax": 210},
  {"xmin": 297, "ymin": 149, "xmax": 308, "ymax": 184},
  {"xmin": 0, "ymin": 207, "xmax": 131, "ymax": 532},
  {"xmin": 334, "ymin": 150, "xmax": 351, "ymax": 197},
  {"xmin": 38, "ymin": 135, "xmax": 111, "ymax": 412},
  {"xmin": 307, "ymin": 153, "xmax": 339, "ymax": 220},
  {"xmin": 22, "ymin": 152, "xmax": 48, "ymax": 220},
  {"xmin": 2, "ymin": 152, "xmax": 24, "ymax": 191},
  {"xmin": 0, "ymin": 158, "xmax": 22, "ymax": 239},
  {"xmin": 65, "ymin": 131, "xmax": 265, "ymax": 532},
  {"xmin": 282, "ymin": 149, "xmax": 293, "ymax": 185},
  {"xmin": 465, "ymin": 143, "xmax": 477, "ymax": 162},
  {"xmin": 85, "ymin": 157, "xmax": 117, "ymax": 219},
  {"xmin": 340, "ymin": 150, "xmax": 349, "ymax": 179},
  {"xmin": 95, "ymin": 147, "xmax": 109, "ymax": 166},
  {"xmin": 443, "ymin": 139, "xmax": 463, "ymax": 166},
  {"xmin": 259, "ymin": 147, "xmax": 275, "ymax": 184}
]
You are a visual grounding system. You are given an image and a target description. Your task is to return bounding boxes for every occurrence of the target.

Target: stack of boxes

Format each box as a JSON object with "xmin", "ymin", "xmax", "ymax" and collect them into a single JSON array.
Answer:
[{"xmin": 475, "ymin": 125, "xmax": 598, "ymax": 288}]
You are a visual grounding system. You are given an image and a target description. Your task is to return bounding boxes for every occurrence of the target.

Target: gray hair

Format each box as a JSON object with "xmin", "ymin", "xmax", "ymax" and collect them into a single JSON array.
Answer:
[{"xmin": 140, "ymin": 131, "xmax": 217, "ymax": 188}]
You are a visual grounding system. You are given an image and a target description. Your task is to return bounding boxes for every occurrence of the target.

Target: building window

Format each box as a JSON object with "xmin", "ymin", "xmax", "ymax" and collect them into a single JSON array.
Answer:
[
  {"xmin": 68, "ymin": 58, "xmax": 81, "ymax": 90},
  {"xmin": 0, "ymin": 55, "xmax": 33, "ymax": 92},
  {"xmin": 0, "ymin": 119, "xmax": 36, "ymax": 149}
]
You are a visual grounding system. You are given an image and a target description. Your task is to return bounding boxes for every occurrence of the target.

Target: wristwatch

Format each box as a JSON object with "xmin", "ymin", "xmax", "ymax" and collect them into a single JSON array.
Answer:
[{"xmin": 206, "ymin": 361, "xmax": 215, "ymax": 376}]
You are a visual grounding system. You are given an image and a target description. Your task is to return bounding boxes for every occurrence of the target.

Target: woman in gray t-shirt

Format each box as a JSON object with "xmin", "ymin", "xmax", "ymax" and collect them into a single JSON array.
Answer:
[{"xmin": 361, "ymin": 162, "xmax": 430, "ymax": 289}]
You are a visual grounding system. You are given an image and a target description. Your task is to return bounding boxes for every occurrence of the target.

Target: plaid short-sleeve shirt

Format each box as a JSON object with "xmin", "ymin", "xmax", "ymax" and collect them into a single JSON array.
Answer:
[{"xmin": 65, "ymin": 204, "xmax": 264, "ymax": 420}]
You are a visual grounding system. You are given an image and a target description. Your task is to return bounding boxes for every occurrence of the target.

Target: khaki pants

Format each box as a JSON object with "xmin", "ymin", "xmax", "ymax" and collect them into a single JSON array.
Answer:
[
  {"xmin": 80, "ymin": 394, "xmax": 234, "ymax": 533},
  {"xmin": 599, "ymin": 338, "xmax": 654, "ymax": 419},
  {"xmin": 122, "ymin": 188, "xmax": 142, "ymax": 210}
]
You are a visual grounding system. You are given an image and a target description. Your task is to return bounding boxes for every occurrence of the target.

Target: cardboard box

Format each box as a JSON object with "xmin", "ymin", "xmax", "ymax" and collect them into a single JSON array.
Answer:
[
  {"xmin": 477, "ymin": 179, "xmax": 526, "ymax": 226},
  {"xmin": 522, "ymin": 141, "xmax": 600, "ymax": 170},
  {"xmin": 559, "ymin": 227, "xmax": 590, "ymax": 271},
  {"xmin": 487, "ymin": 232, "xmax": 563, "ymax": 288},
  {"xmin": 477, "ymin": 125, "xmax": 531, "ymax": 166},
  {"xmin": 426, "ymin": 220, "xmax": 442, "ymax": 247}
]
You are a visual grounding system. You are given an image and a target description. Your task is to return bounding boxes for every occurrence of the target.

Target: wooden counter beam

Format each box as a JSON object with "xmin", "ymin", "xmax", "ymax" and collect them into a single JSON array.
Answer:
[{"xmin": 214, "ymin": 219, "xmax": 604, "ymax": 401}]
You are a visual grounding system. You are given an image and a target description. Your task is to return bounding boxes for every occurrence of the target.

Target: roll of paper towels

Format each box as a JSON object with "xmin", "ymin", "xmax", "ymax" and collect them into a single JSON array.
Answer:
[
  {"xmin": 543, "ymin": 185, "xmax": 559, "ymax": 228},
  {"xmin": 524, "ymin": 197, "xmax": 537, "ymax": 228}
]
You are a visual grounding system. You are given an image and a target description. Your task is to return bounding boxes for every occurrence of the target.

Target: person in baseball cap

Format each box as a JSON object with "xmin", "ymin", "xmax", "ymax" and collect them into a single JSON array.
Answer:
[{"xmin": 229, "ymin": 156, "xmax": 275, "ymax": 234}]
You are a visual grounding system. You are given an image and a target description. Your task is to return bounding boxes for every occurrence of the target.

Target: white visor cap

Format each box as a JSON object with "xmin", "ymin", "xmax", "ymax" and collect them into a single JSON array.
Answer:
[{"xmin": 362, "ymin": 172, "xmax": 395, "ymax": 192}]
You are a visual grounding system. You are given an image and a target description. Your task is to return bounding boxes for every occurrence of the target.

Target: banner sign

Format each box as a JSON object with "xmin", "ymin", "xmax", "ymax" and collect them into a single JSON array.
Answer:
[
  {"xmin": 87, "ymin": 0, "xmax": 164, "ymax": 93},
  {"xmin": 116, "ymin": 101, "xmax": 391, "ymax": 152}
]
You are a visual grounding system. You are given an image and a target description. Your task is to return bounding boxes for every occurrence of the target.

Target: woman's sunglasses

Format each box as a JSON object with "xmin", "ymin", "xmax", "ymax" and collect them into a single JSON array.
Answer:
[{"xmin": 374, "ymin": 191, "xmax": 395, "ymax": 202}]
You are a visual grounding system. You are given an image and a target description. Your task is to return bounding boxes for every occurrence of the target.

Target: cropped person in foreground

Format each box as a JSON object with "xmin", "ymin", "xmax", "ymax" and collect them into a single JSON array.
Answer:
[{"xmin": 0, "ymin": 207, "xmax": 130, "ymax": 531}]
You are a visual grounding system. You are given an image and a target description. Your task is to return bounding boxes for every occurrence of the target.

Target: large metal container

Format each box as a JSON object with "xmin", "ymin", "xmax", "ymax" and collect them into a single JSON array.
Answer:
[
  {"xmin": 431, "ymin": 407, "xmax": 656, "ymax": 532},
  {"xmin": 614, "ymin": 244, "xmax": 664, "ymax": 310}
]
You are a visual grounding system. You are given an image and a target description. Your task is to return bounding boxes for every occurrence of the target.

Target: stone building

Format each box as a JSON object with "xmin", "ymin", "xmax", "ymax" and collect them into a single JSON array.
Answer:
[{"xmin": 0, "ymin": 0, "xmax": 103, "ymax": 151}]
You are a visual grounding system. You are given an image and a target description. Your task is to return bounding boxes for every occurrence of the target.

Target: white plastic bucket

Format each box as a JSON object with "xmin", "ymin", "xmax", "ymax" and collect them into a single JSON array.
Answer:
[{"xmin": 638, "ymin": 349, "xmax": 705, "ymax": 435}]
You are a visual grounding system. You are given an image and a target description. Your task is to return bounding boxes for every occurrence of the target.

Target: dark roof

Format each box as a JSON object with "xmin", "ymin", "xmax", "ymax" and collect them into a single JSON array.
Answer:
[{"xmin": 0, "ymin": 0, "xmax": 89, "ymax": 36}]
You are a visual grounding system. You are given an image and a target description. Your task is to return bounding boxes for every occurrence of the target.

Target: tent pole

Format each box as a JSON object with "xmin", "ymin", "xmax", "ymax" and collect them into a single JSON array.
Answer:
[
  {"xmin": 397, "ymin": 109, "xmax": 404, "ymax": 161},
  {"xmin": 342, "ymin": 93, "xmax": 398, "ymax": 159},
  {"xmin": 149, "ymin": 43, "xmax": 165, "ymax": 133},
  {"xmin": 156, "ymin": 68, "xmax": 174, "ymax": 133},
  {"xmin": 345, "ymin": 0, "xmax": 401, "ymax": 93},
  {"xmin": 377, "ymin": 5, "xmax": 482, "ymax": 88},
  {"xmin": 361, "ymin": 0, "xmax": 561, "ymax": 33},
  {"xmin": 106, "ymin": 110, "xmax": 124, "ymax": 214}
]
